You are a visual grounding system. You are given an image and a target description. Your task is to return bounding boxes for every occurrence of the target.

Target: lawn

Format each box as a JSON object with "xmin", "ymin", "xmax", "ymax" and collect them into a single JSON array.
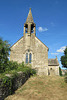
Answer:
[{"xmin": 5, "ymin": 75, "xmax": 67, "ymax": 100}]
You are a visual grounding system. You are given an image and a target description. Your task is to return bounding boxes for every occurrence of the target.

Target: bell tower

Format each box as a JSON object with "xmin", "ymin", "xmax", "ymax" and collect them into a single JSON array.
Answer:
[{"xmin": 24, "ymin": 8, "xmax": 36, "ymax": 36}]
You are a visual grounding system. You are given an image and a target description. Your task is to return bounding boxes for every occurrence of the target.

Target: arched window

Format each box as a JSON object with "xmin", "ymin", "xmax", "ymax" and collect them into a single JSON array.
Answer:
[
  {"xmin": 29, "ymin": 53, "xmax": 32, "ymax": 63},
  {"xmin": 25, "ymin": 51, "xmax": 32, "ymax": 64},
  {"xmin": 31, "ymin": 24, "xmax": 34, "ymax": 33},
  {"xmin": 25, "ymin": 24, "xmax": 28, "ymax": 33},
  {"xmin": 26, "ymin": 53, "xmax": 28, "ymax": 63}
]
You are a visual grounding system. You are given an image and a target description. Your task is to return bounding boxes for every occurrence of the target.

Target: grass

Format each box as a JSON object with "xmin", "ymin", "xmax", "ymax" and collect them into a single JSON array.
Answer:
[{"xmin": 5, "ymin": 76, "xmax": 67, "ymax": 100}]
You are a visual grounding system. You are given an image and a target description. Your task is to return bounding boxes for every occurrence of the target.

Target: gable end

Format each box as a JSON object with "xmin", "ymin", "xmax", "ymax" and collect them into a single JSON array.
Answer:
[{"xmin": 10, "ymin": 36, "xmax": 24, "ymax": 49}]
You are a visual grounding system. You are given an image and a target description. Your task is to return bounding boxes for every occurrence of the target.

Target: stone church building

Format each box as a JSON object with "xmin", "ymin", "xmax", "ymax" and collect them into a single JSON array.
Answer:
[{"xmin": 10, "ymin": 8, "xmax": 59, "ymax": 75}]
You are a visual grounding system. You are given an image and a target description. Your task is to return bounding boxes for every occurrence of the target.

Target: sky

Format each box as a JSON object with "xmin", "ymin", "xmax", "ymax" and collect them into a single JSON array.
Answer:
[{"xmin": 0, "ymin": 0, "xmax": 67, "ymax": 69}]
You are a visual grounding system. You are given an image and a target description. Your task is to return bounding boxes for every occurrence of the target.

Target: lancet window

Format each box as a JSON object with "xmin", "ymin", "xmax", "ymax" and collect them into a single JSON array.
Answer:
[{"xmin": 25, "ymin": 50, "xmax": 32, "ymax": 64}]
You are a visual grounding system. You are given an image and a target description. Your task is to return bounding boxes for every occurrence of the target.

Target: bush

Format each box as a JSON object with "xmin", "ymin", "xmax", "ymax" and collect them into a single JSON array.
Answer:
[
  {"xmin": 59, "ymin": 67, "xmax": 62, "ymax": 76},
  {"xmin": 31, "ymin": 69, "xmax": 36, "ymax": 75},
  {"xmin": 17, "ymin": 62, "xmax": 36, "ymax": 75},
  {"xmin": 0, "ymin": 61, "xmax": 36, "ymax": 76},
  {"xmin": 61, "ymin": 47, "xmax": 67, "ymax": 68},
  {"xmin": 0, "ymin": 38, "xmax": 10, "ymax": 73},
  {"xmin": 5, "ymin": 61, "xmax": 19, "ymax": 71}
]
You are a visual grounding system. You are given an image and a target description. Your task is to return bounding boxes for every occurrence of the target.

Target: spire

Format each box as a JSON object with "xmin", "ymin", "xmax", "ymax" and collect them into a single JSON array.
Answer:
[{"xmin": 26, "ymin": 8, "xmax": 34, "ymax": 23}]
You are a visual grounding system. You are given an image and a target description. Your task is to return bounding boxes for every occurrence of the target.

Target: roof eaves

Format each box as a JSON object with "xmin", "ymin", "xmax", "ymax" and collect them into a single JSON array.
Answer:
[
  {"xmin": 10, "ymin": 36, "xmax": 24, "ymax": 49},
  {"xmin": 35, "ymin": 36, "xmax": 49, "ymax": 50}
]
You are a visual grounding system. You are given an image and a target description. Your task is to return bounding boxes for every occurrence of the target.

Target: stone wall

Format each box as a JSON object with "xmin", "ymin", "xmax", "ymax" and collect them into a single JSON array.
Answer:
[
  {"xmin": 10, "ymin": 34, "xmax": 49, "ymax": 76},
  {"xmin": 10, "ymin": 37, "xmax": 24, "ymax": 63},
  {"xmin": 0, "ymin": 72, "xmax": 30, "ymax": 100},
  {"xmin": 48, "ymin": 66, "xmax": 59, "ymax": 75},
  {"xmin": 34, "ymin": 37, "xmax": 48, "ymax": 75}
]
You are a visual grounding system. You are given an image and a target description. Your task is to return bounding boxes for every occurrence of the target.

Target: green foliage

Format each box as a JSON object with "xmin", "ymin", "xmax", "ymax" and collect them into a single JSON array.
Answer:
[
  {"xmin": 0, "ymin": 38, "xmax": 36, "ymax": 76},
  {"xmin": 0, "ymin": 64, "xmax": 36, "ymax": 96},
  {"xmin": 0, "ymin": 38, "xmax": 10, "ymax": 73},
  {"xmin": 17, "ymin": 62, "xmax": 36, "ymax": 76},
  {"xmin": 6, "ymin": 61, "xmax": 19, "ymax": 71},
  {"xmin": 0, "ymin": 38, "xmax": 36, "ymax": 94},
  {"xmin": 1, "ymin": 76, "xmax": 12, "ymax": 94},
  {"xmin": 0, "ymin": 61, "xmax": 36, "ymax": 79},
  {"xmin": 2, "ymin": 76, "xmax": 12, "ymax": 87},
  {"xmin": 59, "ymin": 67, "xmax": 62, "ymax": 76},
  {"xmin": 31, "ymin": 69, "xmax": 36, "ymax": 75},
  {"xmin": 61, "ymin": 47, "xmax": 67, "ymax": 68},
  {"xmin": 0, "ymin": 38, "xmax": 37, "ymax": 99}
]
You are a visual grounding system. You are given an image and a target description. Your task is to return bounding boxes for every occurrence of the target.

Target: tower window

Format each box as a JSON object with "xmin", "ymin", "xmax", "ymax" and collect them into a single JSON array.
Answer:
[
  {"xmin": 29, "ymin": 53, "xmax": 32, "ymax": 63},
  {"xmin": 25, "ymin": 24, "xmax": 28, "ymax": 33},
  {"xmin": 25, "ymin": 28, "xmax": 28, "ymax": 33},
  {"xmin": 31, "ymin": 24, "xmax": 34, "ymax": 33},
  {"xmin": 26, "ymin": 53, "xmax": 28, "ymax": 63}
]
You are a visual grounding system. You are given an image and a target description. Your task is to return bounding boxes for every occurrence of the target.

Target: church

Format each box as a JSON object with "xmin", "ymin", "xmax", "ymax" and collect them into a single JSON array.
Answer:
[{"xmin": 10, "ymin": 8, "xmax": 59, "ymax": 76}]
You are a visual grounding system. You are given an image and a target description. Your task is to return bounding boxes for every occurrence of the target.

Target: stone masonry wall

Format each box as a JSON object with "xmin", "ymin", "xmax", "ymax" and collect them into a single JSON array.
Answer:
[
  {"xmin": 10, "ymin": 34, "xmax": 49, "ymax": 76},
  {"xmin": 34, "ymin": 37, "xmax": 48, "ymax": 75},
  {"xmin": 10, "ymin": 37, "xmax": 25, "ymax": 63},
  {"xmin": 48, "ymin": 66, "xmax": 59, "ymax": 75}
]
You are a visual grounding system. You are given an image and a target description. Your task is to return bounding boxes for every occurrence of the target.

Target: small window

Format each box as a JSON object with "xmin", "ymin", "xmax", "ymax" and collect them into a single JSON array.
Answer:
[
  {"xmin": 25, "ymin": 24, "xmax": 28, "ymax": 33},
  {"xmin": 31, "ymin": 24, "xmax": 34, "ymax": 33},
  {"xmin": 50, "ymin": 68, "xmax": 52, "ymax": 70},
  {"xmin": 29, "ymin": 53, "xmax": 32, "ymax": 63},
  {"xmin": 25, "ymin": 28, "xmax": 28, "ymax": 33},
  {"xmin": 26, "ymin": 53, "xmax": 28, "ymax": 63}
]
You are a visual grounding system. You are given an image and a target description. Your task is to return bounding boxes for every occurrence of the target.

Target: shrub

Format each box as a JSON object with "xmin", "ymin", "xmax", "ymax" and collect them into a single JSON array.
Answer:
[
  {"xmin": 61, "ymin": 47, "xmax": 67, "ymax": 68},
  {"xmin": 17, "ymin": 62, "xmax": 36, "ymax": 75},
  {"xmin": 31, "ymin": 69, "xmax": 36, "ymax": 75},
  {"xmin": 0, "ymin": 38, "xmax": 10, "ymax": 73},
  {"xmin": 6, "ymin": 61, "xmax": 19, "ymax": 71},
  {"xmin": 3, "ymin": 61, "xmax": 36, "ymax": 76},
  {"xmin": 59, "ymin": 67, "xmax": 62, "ymax": 76}
]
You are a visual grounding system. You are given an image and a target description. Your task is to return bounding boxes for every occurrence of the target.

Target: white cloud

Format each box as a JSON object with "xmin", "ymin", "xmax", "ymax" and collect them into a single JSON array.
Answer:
[
  {"xmin": 51, "ymin": 53, "xmax": 59, "ymax": 55},
  {"xmin": 57, "ymin": 46, "xmax": 66, "ymax": 53},
  {"xmin": 38, "ymin": 27, "xmax": 48, "ymax": 32}
]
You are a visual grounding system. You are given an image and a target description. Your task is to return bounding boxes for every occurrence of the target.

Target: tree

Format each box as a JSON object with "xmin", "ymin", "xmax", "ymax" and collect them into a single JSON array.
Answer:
[
  {"xmin": 0, "ymin": 38, "xmax": 10, "ymax": 72},
  {"xmin": 61, "ymin": 47, "xmax": 67, "ymax": 68}
]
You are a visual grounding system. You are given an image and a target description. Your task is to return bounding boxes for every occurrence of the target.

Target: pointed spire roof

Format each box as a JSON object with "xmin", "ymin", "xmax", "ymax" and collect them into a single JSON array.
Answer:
[{"xmin": 26, "ymin": 8, "xmax": 34, "ymax": 23}]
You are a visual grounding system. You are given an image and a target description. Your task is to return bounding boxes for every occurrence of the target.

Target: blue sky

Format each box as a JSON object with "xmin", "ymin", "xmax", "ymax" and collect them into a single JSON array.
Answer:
[{"xmin": 0, "ymin": 0, "xmax": 67, "ymax": 68}]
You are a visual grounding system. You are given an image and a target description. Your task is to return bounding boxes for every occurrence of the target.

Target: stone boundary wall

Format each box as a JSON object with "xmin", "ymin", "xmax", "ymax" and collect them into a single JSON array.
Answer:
[{"xmin": 0, "ymin": 71, "xmax": 31, "ymax": 100}]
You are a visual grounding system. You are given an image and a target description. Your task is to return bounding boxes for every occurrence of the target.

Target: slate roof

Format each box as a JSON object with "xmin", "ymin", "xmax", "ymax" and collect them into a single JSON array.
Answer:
[{"xmin": 48, "ymin": 58, "xmax": 59, "ymax": 66}]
